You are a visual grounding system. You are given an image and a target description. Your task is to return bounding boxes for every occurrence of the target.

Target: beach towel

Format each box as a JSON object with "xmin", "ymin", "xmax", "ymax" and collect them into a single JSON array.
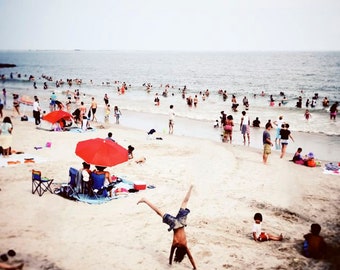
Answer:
[
  {"xmin": 0, "ymin": 154, "xmax": 46, "ymax": 167},
  {"xmin": 323, "ymin": 162, "xmax": 340, "ymax": 176},
  {"xmin": 55, "ymin": 177, "xmax": 151, "ymax": 204},
  {"xmin": 68, "ymin": 127, "xmax": 96, "ymax": 133}
]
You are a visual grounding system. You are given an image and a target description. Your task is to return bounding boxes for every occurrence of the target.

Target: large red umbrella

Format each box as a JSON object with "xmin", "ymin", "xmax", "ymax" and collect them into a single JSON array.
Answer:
[
  {"xmin": 43, "ymin": 110, "xmax": 73, "ymax": 124},
  {"xmin": 75, "ymin": 138, "xmax": 128, "ymax": 167}
]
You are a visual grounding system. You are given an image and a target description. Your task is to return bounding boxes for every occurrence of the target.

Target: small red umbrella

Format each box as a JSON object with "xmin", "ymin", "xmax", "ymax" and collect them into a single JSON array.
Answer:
[
  {"xmin": 75, "ymin": 138, "xmax": 128, "ymax": 167},
  {"xmin": 43, "ymin": 110, "xmax": 73, "ymax": 124}
]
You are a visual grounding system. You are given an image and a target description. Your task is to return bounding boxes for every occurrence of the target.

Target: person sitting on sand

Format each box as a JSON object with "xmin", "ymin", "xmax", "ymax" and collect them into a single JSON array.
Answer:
[
  {"xmin": 91, "ymin": 166, "xmax": 112, "ymax": 196},
  {"xmin": 302, "ymin": 223, "xmax": 327, "ymax": 259},
  {"xmin": 106, "ymin": 132, "xmax": 115, "ymax": 142},
  {"xmin": 292, "ymin": 147, "xmax": 305, "ymax": 165},
  {"xmin": 137, "ymin": 185, "xmax": 197, "ymax": 269},
  {"xmin": 75, "ymin": 162, "xmax": 92, "ymax": 194},
  {"xmin": 304, "ymin": 152, "xmax": 316, "ymax": 167},
  {"xmin": 128, "ymin": 145, "xmax": 135, "ymax": 159},
  {"xmin": 252, "ymin": 213, "xmax": 283, "ymax": 242}
]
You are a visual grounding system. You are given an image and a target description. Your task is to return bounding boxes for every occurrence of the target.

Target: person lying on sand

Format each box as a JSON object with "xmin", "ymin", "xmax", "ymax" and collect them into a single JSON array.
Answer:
[
  {"xmin": 138, "ymin": 185, "xmax": 197, "ymax": 269},
  {"xmin": 135, "ymin": 157, "xmax": 146, "ymax": 164}
]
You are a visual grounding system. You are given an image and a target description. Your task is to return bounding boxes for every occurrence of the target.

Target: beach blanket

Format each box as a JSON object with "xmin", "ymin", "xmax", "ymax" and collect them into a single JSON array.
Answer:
[
  {"xmin": 323, "ymin": 162, "xmax": 340, "ymax": 176},
  {"xmin": 0, "ymin": 153, "xmax": 46, "ymax": 167},
  {"xmin": 55, "ymin": 178, "xmax": 152, "ymax": 204},
  {"xmin": 72, "ymin": 194, "xmax": 112, "ymax": 204},
  {"xmin": 68, "ymin": 127, "xmax": 96, "ymax": 133}
]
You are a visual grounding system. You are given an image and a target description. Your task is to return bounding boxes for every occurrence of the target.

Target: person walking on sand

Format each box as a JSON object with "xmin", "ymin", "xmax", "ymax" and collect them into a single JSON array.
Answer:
[
  {"xmin": 105, "ymin": 104, "xmax": 111, "ymax": 123},
  {"xmin": 262, "ymin": 122, "xmax": 273, "ymax": 164},
  {"xmin": 223, "ymin": 114, "xmax": 234, "ymax": 143},
  {"xmin": 0, "ymin": 98, "xmax": 3, "ymax": 118},
  {"xmin": 137, "ymin": 185, "xmax": 197, "ymax": 270},
  {"xmin": 279, "ymin": 123, "xmax": 294, "ymax": 159},
  {"xmin": 240, "ymin": 111, "xmax": 250, "ymax": 145},
  {"xmin": 79, "ymin": 101, "xmax": 87, "ymax": 120},
  {"xmin": 169, "ymin": 104, "xmax": 175, "ymax": 134},
  {"xmin": 2, "ymin": 88, "xmax": 6, "ymax": 106},
  {"xmin": 114, "ymin": 105, "xmax": 122, "ymax": 124},
  {"xmin": 12, "ymin": 94, "xmax": 21, "ymax": 117},
  {"xmin": 33, "ymin": 96, "xmax": 41, "ymax": 126},
  {"xmin": 103, "ymin": 93, "xmax": 109, "ymax": 106},
  {"xmin": 252, "ymin": 213, "xmax": 283, "ymax": 242},
  {"xmin": 90, "ymin": 97, "xmax": 97, "ymax": 121},
  {"xmin": 273, "ymin": 116, "xmax": 285, "ymax": 149}
]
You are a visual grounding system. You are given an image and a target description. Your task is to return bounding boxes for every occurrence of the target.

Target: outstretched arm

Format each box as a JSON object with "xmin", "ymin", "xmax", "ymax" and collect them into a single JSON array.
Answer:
[
  {"xmin": 181, "ymin": 185, "xmax": 194, "ymax": 209},
  {"xmin": 137, "ymin": 198, "xmax": 165, "ymax": 218},
  {"xmin": 169, "ymin": 245, "xmax": 175, "ymax": 265},
  {"xmin": 186, "ymin": 247, "xmax": 197, "ymax": 269},
  {"xmin": 289, "ymin": 134, "xmax": 294, "ymax": 142}
]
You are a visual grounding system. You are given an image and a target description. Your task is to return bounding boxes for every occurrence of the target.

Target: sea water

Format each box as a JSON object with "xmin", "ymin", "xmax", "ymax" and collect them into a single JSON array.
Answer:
[{"xmin": 0, "ymin": 50, "xmax": 339, "ymax": 160}]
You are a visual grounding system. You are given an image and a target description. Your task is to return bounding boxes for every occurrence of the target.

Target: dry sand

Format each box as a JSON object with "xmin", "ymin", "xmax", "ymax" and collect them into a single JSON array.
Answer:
[{"xmin": 0, "ymin": 110, "xmax": 339, "ymax": 270}]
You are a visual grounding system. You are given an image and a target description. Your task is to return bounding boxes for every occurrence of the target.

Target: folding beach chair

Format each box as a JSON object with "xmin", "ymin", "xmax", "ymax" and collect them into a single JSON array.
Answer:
[
  {"xmin": 68, "ymin": 167, "xmax": 78, "ymax": 193},
  {"xmin": 32, "ymin": 169, "xmax": 54, "ymax": 196},
  {"xmin": 90, "ymin": 172, "xmax": 108, "ymax": 198},
  {"xmin": 68, "ymin": 166, "xmax": 91, "ymax": 196},
  {"xmin": 58, "ymin": 167, "xmax": 78, "ymax": 199}
]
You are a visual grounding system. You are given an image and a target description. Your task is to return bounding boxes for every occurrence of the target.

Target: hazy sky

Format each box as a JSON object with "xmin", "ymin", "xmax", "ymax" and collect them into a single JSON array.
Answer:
[{"xmin": 0, "ymin": 0, "xmax": 339, "ymax": 51}]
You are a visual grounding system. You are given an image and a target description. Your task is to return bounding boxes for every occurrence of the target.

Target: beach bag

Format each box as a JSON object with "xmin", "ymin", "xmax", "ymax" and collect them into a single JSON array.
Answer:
[
  {"xmin": 55, "ymin": 185, "xmax": 75, "ymax": 199},
  {"xmin": 302, "ymin": 240, "xmax": 310, "ymax": 257},
  {"xmin": 21, "ymin": 115, "xmax": 28, "ymax": 121}
]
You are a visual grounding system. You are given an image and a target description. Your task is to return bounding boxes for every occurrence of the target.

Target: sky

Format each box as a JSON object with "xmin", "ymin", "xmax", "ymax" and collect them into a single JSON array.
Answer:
[{"xmin": 0, "ymin": 0, "xmax": 339, "ymax": 51}]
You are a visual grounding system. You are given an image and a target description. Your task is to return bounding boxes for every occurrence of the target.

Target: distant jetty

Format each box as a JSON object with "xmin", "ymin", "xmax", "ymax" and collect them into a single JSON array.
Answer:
[{"xmin": 0, "ymin": 63, "xmax": 16, "ymax": 68}]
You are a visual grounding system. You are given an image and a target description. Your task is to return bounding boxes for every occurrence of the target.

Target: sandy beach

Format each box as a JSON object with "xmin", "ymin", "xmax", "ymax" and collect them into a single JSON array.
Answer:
[{"xmin": 0, "ymin": 108, "xmax": 339, "ymax": 270}]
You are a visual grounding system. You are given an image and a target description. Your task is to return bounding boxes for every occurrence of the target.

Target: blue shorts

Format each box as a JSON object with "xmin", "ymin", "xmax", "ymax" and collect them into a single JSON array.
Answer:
[
  {"xmin": 163, "ymin": 208, "xmax": 190, "ymax": 232},
  {"xmin": 241, "ymin": 125, "xmax": 248, "ymax": 135}
]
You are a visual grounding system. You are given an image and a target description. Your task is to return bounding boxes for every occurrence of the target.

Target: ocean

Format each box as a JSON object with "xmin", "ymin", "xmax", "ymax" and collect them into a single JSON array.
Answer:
[{"xmin": 0, "ymin": 50, "xmax": 339, "ymax": 161}]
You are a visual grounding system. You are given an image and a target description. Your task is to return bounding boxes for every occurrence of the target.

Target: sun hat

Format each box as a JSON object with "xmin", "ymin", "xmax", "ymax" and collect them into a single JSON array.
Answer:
[{"xmin": 308, "ymin": 152, "xmax": 314, "ymax": 158}]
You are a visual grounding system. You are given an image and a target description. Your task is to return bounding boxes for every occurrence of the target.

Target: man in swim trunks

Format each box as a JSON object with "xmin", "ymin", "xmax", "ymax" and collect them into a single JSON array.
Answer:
[
  {"xmin": 137, "ymin": 185, "xmax": 197, "ymax": 269},
  {"xmin": 263, "ymin": 122, "xmax": 273, "ymax": 164}
]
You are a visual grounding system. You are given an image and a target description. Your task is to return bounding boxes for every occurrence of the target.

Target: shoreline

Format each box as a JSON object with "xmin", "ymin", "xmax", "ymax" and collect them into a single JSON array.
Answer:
[
  {"xmin": 117, "ymin": 110, "xmax": 340, "ymax": 162},
  {"xmin": 1, "ymin": 104, "xmax": 339, "ymax": 162}
]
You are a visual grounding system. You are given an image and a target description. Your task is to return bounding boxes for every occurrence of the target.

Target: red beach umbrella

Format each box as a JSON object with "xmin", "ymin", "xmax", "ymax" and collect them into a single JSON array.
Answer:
[
  {"xmin": 43, "ymin": 110, "xmax": 73, "ymax": 124},
  {"xmin": 75, "ymin": 138, "xmax": 129, "ymax": 167}
]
